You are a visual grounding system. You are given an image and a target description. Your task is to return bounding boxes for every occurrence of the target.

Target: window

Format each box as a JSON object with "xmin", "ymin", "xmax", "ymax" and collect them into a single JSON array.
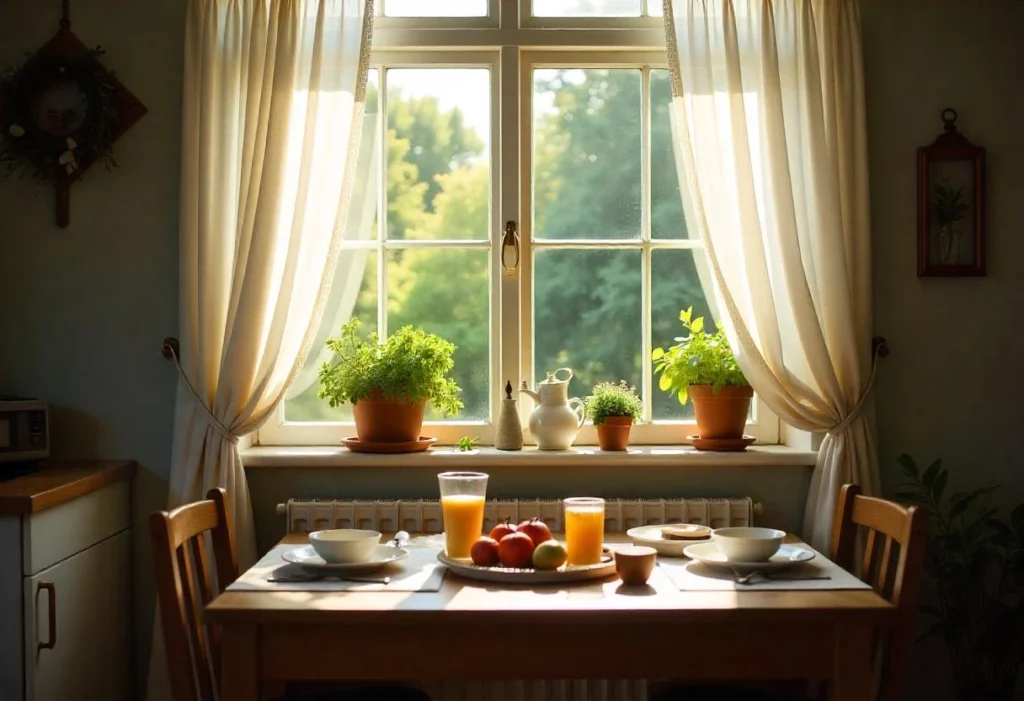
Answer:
[{"xmin": 261, "ymin": 0, "xmax": 778, "ymax": 446}]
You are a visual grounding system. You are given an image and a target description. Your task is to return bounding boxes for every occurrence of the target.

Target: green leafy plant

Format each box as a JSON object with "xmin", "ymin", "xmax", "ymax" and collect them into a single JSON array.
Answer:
[
  {"xmin": 931, "ymin": 181, "xmax": 970, "ymax": 263},
  {"xmin": 896, "ymin": 454, "xmax": 1024, "ymax": 701},
  {"xmin": 456, "ymin": 436, "xmax": 478, "ymax": 452},
  {"xmin": 585, "ymin": 381, "xmax": 642, "ymax": 425},
  {"xmin": 652, "ymin": 307, "xmax": 748, "ymax": 405},
  {"xmin": 317, "ymin": 319, "xmax": 463, "ymax": 415},
  {"xmin": 931, "ymin": 182, "xmax": 969, "ymax": 228}
]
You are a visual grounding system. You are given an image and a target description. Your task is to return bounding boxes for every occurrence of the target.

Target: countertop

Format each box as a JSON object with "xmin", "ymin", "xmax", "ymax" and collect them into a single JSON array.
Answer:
[{"xmin": 0, "ymin": 460, "xmax": 136, "ymax": 516}]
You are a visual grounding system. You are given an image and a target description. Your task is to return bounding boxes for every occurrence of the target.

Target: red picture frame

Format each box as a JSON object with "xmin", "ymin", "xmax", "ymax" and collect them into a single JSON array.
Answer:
[{"xmin": 916, "ymin": 109, "xmax": 986, "ymax": 277}]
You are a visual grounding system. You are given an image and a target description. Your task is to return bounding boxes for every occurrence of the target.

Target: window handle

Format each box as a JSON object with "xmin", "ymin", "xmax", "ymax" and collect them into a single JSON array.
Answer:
[{"xmin": 501, "ymin": 220, "xmax": 520, "ymax": 276}]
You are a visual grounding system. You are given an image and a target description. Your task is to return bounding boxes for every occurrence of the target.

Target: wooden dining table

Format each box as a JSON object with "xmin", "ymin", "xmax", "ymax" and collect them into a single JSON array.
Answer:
[{"xmin": 206, "ymin": 533, "xmax": 893, "ymax": 701}]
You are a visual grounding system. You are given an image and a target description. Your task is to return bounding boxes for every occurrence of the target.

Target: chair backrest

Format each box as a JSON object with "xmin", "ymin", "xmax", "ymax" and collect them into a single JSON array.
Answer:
[
  {"xmin": 829, "ymin": 483, "xmax": 929, "ymax": 701},
  {"xmin": 150, "ymin": 488, "xmax": 239, "ymax": 701}
]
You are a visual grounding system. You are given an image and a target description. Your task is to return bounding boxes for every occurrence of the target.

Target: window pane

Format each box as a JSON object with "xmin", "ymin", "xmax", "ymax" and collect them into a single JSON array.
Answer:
[
  {"xmin": 651, "ymin": 69, "xmax": 689, "ymax": 240},
  {"xmin": 284, "ymin": 253, "xmax": 379, "ymax": 422},
  {"xmin": 650, "ymin": 249, "xmax": 715, "ymax": 420},
  {"xmin": 533, "ymin": 69, "xmax": 642, "ymax": 240},
  {"xmin": 386, "ymin": 68, "xmax": 490, "ymax": 240},
  {"xmin": 385, "ymin": 0, "xmax": 487, "ymax": 17},
  {"xmin": 387, "ymin": 248, "xmax": 490, "ymax": 421},
  {"xmin": 533, "ymin": 0, "xmax": 641, "ymax": 17},
  {"xmin": 534, "ymin": 249, "xmax": 642, "ymax": 403},
  {"xmin": 648, "ymin": 1, "xmax": 663, "ymax": 16}
]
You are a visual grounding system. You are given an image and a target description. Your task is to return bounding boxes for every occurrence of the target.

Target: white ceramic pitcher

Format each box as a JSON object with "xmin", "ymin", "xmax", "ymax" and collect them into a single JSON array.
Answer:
[{"xmin": 520, "ymin": 368, "xmax": 585, "ymax": 450}]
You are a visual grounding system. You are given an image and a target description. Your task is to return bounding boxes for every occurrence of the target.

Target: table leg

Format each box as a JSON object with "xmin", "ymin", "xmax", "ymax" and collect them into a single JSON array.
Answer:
[
  {"xmin": 220, "ymin": 623, "xmax": 259, "ymax": 701},
  {"xmin": 830, "ymin": 622, "xmax": 875, "ymax": 701}
]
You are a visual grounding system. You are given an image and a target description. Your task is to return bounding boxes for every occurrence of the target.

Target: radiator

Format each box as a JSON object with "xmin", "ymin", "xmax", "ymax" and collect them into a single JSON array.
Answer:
[
  {"xmin": 276, "ymin": 496, "xmax": 758, "ymax": 534},
  {"xmin": 421, "ymin": 680, "xmax": 648, "ymax": 701},
  {"xmin": 276, "ymin": 497, "xmax": 757, "ymax": 701}
]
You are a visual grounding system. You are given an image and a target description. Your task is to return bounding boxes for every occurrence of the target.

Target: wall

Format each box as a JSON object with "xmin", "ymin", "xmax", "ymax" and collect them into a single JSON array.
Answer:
[
  {"xmin": 1, "ymin": 0, "xmax": 1022, "ymax": 699},
  {"xmin": 0, "ymin": 0, "xmax": 184, "ymax": 697},
  {"xmin": 862, "ymin": 0, "xmax": 1024, "ymax": 697}
]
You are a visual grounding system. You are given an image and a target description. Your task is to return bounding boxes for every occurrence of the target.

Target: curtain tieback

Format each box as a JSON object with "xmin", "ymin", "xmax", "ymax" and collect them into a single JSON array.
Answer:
[
  {"xmin": 827, "ymin": 338, "xmax": 888, "ymax": 436},
  {"xmin": 161, "ymin": 338, "xmax": 240, "ymax": 446}
]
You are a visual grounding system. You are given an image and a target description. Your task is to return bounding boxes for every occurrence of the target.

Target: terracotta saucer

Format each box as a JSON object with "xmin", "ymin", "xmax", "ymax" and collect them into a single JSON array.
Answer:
[
  {"xmin": 342, "ymin": 436, "xmax": 437, "ymax": 454},
  {"xmin": 688, "ymin": 434, "xmax": 756, "ymax": 452}
]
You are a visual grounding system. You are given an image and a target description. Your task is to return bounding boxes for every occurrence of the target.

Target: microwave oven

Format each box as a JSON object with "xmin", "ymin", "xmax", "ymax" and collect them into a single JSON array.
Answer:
[{"xmin": 0, "ymin": 398, "xmax": 49, "ymax": 463}]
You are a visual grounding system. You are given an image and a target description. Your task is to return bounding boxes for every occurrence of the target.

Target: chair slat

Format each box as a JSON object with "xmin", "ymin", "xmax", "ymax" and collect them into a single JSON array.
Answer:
[
  {"xmin": 860, "ymin": 527, "xmax": 879, "ymax": 583},
  {"xmin": 177, "ymin": 542, "xmax": 215, "ymax": 701},
  {"xmin": 876, "ymin": 535, "xmax": 896, "ymax": 598}
]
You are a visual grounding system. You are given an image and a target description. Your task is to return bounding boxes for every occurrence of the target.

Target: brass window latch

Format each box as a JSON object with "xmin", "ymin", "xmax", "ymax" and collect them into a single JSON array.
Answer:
[{"xmin": 501, "ymin": 220, "xmax": 520, "ymax": 276}]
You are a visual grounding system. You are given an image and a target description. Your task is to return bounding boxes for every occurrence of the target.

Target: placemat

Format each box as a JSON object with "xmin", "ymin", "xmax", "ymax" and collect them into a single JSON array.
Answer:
[
  {"xmin": 227, "ymin": 542, "xmax": 446, "ymax": 592},
  {"xmin": 657, "ymin": 547, "xmax": 872, "ymax": 591}
]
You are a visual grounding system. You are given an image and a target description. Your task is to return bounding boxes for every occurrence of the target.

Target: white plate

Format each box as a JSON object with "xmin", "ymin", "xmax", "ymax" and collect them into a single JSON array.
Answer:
[
  {"xmin": 282, "ymin": 545, "xmax": 409, "ymax": 573},
  {"xmin": 682, "ymin": 542, "xmax": 815, "ymax": 572},
  {"xmin": 626, "ymin": 524, "xmax": 710, "ymax": 557},
  {"xmin": 438, "ymin": 551, "xmax": 617, "ymax": 584}
]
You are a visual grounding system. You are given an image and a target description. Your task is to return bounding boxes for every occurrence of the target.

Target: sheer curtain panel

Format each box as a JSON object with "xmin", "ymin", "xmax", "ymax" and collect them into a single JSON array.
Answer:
[
  {"xmin": 151, "ymin": 1, "xmax": 373, "ymax": 698},
  {"xmin": 663, "ymin": 0, "xmax": 880, "ymax": 550}
]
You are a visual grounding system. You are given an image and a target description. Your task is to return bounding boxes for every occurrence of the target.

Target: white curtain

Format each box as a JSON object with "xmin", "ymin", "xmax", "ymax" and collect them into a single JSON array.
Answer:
[
  {"xmin": 664, "ymin": 0, "xmax": 880, "ymax": 551},
  {"xmin": 150, "ymin": 0, "xmax": 373, "ymax": 698}
]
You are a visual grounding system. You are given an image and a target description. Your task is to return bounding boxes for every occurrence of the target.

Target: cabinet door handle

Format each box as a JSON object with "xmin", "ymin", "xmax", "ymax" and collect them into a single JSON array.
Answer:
[{"xmin": 37, "ymin": 582, "xmax": 56, "ymax": 652}]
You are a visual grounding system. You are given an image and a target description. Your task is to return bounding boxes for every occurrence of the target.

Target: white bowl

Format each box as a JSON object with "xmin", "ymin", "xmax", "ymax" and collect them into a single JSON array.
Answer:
[
  {"xmin": 711, "ymin": 527, "xmax": 786, "ymax": 562},
  {"xmin": 308, "ymin": 529, "xmax": 381, "ymax": 564}
]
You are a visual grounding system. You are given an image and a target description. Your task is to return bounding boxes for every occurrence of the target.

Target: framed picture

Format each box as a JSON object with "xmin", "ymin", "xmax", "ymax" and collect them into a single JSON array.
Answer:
[{"xmin": 917, "ymin": 109, "xmax": 986, "ymax": 277}]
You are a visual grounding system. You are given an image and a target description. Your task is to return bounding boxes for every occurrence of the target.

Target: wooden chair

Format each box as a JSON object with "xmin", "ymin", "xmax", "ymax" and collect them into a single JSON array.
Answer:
[
  {"xmin": 652, "ymin": 483, "xmax": 929, "ymax": 701},
  {"xmin": 150, "ymin": 488, "xmax": 430, "ymax": 701},
  {"xmin": 828, "ymin": 483, "xmax": 929, "ymax": 701}
]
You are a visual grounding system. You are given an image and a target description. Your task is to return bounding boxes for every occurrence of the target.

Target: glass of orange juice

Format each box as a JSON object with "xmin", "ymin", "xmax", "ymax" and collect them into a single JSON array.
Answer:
[
  {"xmin": 564, "ymin": 497, "xmax": 605, "ymax": 565},
  {"xmin": 438, "ymin": 471, "xmax": 488, "ymax": 561}
]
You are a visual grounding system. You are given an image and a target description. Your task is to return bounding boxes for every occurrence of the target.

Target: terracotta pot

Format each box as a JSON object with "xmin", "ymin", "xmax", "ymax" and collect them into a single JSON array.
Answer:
[
  {"xmin": 351, "ymin": 389, "xmax": 426, "ymax": 443},
  {"xmin": 689, "ymin": 384, "xmax": 753, "ymax": 439},
  {"xmin": 596, "ymin": 416, "xmax": 633, "ymax": 451}
]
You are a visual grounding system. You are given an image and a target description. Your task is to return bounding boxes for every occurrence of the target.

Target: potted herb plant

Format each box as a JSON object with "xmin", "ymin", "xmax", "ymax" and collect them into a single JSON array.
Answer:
[
  {"xmin": 585, "ymin": 381, "xmax": 642, "ymax": 451},
  {"xmin": 318, "ymin": 319, "xmax": 463, "ymax": 444},
  {"xmin": 652, "ymin": 307, "xmax": 751, "ymax": 441},
  {"xmin": 896, "ymin": 455, "xmax": 1024, "ymax": 701}
]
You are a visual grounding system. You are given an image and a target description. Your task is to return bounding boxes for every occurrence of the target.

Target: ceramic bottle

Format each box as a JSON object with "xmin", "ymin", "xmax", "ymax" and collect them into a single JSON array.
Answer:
[{"xmin": 495, "ymin": 381, "xmax": 524, "ymax": 451}]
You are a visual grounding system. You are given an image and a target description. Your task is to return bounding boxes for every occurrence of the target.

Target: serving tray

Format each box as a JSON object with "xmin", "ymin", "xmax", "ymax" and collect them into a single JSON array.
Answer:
[{"xmin": 437, "ymin": 551, "xmax": 617, "ymax": 584}]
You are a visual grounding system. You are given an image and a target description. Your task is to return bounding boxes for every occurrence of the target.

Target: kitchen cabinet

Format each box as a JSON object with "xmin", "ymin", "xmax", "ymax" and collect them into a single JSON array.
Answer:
[{"xmin": 0, "ymin": 461, "xmax": 135, "ymax": 701}]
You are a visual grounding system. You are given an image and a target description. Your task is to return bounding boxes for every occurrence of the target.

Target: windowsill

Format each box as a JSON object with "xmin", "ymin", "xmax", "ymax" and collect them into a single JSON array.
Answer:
[{"xmin": 241, "ymin": 444, "xmax": 818, "ymax": 468}]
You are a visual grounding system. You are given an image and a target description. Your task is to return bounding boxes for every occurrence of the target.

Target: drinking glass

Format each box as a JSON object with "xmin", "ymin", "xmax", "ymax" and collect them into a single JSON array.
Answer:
[
  {"xmin": 438, "ymin": 471, "xmax": 488, "ymax": 560},
  {"xmin": 564, "ymin": 497, "xmax": 606, "ymax": 565}
]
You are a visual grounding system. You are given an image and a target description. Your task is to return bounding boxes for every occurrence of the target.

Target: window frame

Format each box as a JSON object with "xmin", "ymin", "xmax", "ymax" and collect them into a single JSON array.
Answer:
[{"xmin": 256, "ymin": 2, "xmax": 780, "ymax": 448}]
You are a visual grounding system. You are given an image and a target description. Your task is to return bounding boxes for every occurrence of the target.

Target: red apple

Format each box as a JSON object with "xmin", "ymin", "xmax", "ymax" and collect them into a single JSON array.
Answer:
[
  {"xmin": 498, "ymin": 532, "xmax": 535, "ymax": 568},
  {"xmin": 489, "ymin": 518, "xmax": 517, "ymax": 542},
  {"xmin": 470, "ymin": 536, "xmax": 501, "ymax": 566},
  {"xmin": 517, "ymin": 518, "xmax": 553, "ymax": 548}
]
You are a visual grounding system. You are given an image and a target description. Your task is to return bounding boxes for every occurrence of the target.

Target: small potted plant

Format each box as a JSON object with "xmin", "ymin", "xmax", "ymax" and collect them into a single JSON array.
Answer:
[
  {"xmin": 318, "ymin": 319, "xmax": 463, "ymax": 444},
  {"xmin": 652, "ymin": 307, "xmax": 751, "ymax": 442},
  {"xmin": 585, "ymin": 381, "xmax": 642, "ymax": 451}
]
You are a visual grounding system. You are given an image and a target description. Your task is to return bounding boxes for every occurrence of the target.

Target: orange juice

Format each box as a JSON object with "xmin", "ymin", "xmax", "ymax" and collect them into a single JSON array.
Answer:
[
  {"xmin": 441, "ymin": 494, "xmax": 486, "ymax": 560},
  {"xmin": 565, "ymin": 501, "xmax": 605, "ymax": 565}
]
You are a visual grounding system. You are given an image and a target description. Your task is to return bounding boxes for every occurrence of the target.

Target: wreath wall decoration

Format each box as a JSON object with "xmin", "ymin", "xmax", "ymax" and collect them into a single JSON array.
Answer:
[{"xmin": 0, "ymin": 1, "xmax": 146, "ymax": 227}]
